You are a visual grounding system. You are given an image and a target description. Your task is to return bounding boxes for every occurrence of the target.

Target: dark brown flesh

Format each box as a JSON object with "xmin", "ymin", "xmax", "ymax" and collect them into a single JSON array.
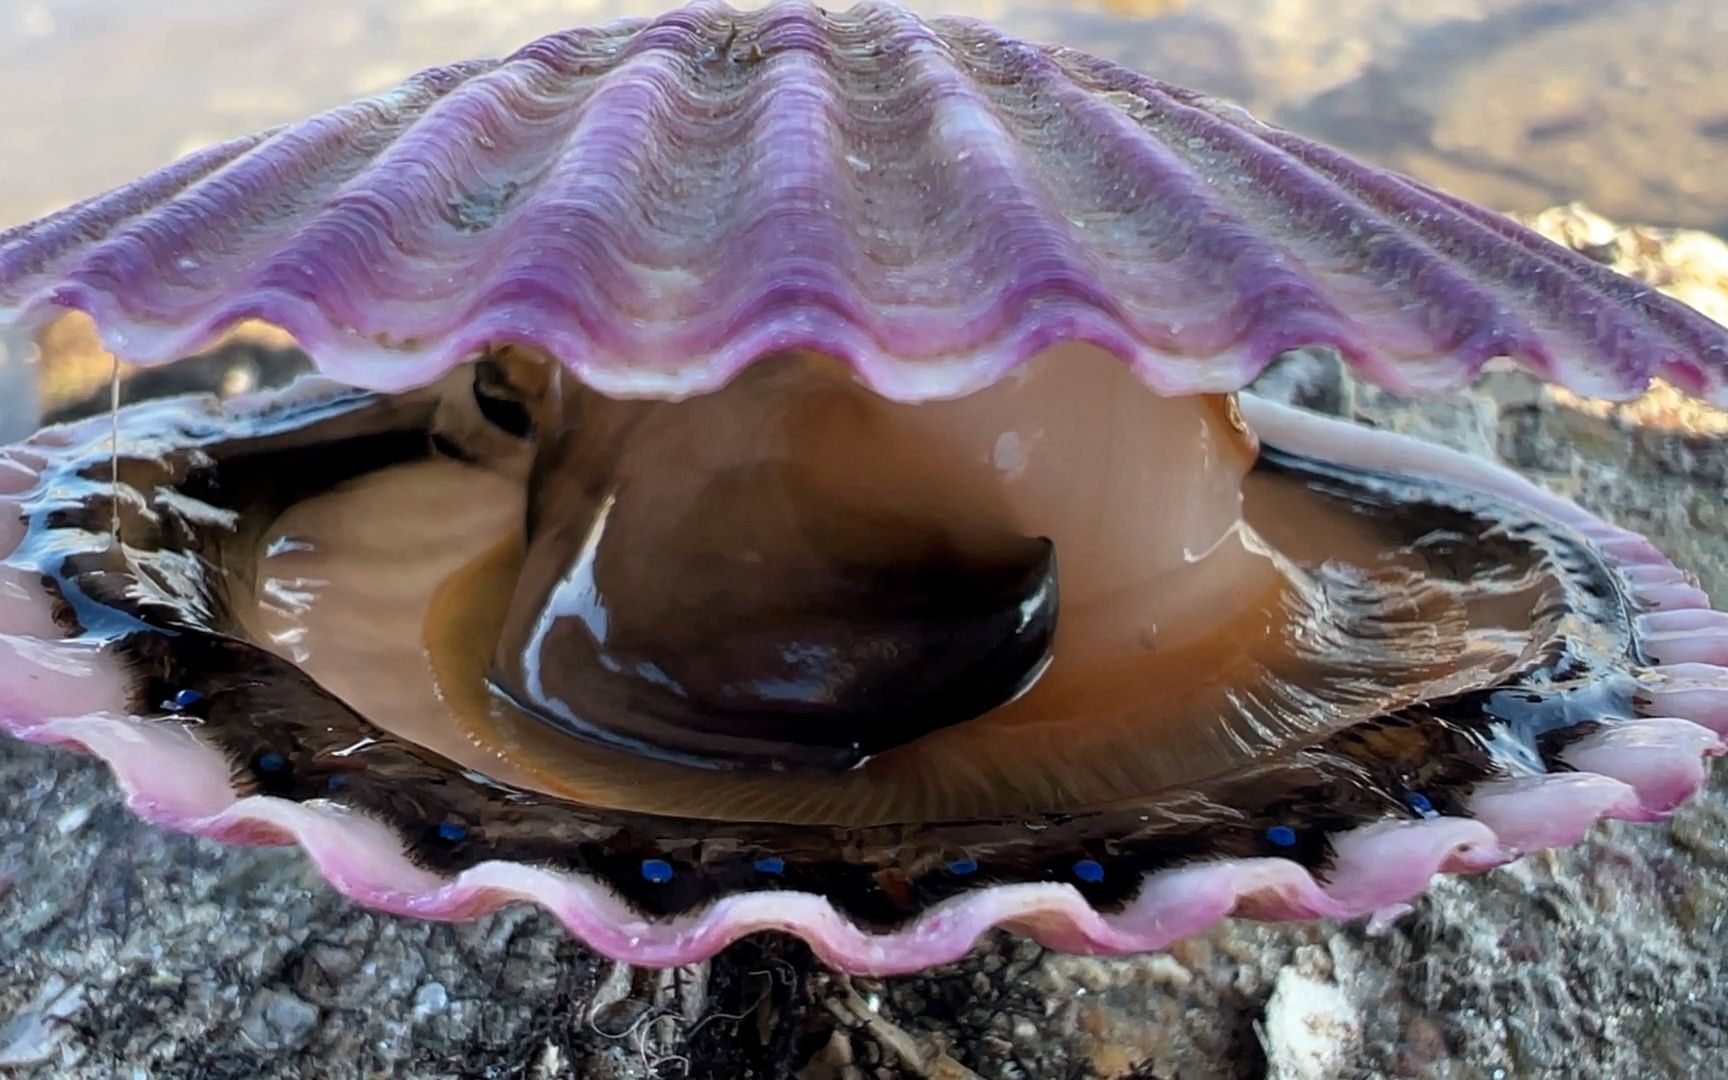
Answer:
[{"xmin": 494, "ymin": 362, "xmax": 1060, "ymax": 771}]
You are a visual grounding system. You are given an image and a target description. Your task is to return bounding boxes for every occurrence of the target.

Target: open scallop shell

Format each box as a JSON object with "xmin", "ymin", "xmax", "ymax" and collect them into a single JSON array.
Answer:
[{"xmin": 1, "ymin": 1, "xmax": 1725, "ymax": 974}]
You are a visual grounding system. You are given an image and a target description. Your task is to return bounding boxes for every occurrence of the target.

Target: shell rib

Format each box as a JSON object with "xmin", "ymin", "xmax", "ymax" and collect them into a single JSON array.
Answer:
[
  {"xmin": 4, "ymin": 0, "xmax": 1727, "ymax": 403},
  {"xmin": 1, "ymin": 395, "xmax": 1723, "ymax": 975}
]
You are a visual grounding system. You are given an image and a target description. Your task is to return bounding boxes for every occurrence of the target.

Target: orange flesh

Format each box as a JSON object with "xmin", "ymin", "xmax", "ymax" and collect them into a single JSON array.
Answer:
[{"xmin": 240, "ymin": 345, "xmax": 1514, "ymax": 825}]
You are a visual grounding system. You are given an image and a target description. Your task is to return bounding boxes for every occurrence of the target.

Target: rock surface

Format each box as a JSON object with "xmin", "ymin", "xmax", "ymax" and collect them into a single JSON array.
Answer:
[{"xmin": 2, "ymin": 210, "xmax": 1726, "ymax": 1078}]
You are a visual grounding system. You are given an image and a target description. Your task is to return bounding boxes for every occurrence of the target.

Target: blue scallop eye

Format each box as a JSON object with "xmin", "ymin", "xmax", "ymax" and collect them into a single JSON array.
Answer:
[
  {"xmin": 1406, "ymin": 792, "xmax": 1436, "ymax": 817},
  {"xmin": 946, "ymin": 856, "xmax": 979, "ymax": 876},
  {"xmin": 257, "ymin": 753, "xmax": 287, "ymax": 773},
  {"xmin": 641, "ymin": 859, "xmax": 674, "ymax": 884},
  {"xmin": 1073, "ymin": 859, "xmax": 1104, "ymax": 883},
  {"xmin": 1264, "ymin": 825, "xmax": 1298, "ymax": 849},
  {"xmin": 436, "ymin": 821, "xmax": 468, "ymax": 843},
  {"xmin": 172, "ymin": 688, "xmax": 204, "ymax": 709},
  {"xmin": 753, "ymin": 856, "xmax": 785, "ymax": 876}
]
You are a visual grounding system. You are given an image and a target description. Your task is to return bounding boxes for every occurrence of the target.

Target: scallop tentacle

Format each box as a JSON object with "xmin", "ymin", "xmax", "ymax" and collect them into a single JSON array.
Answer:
[
  {"xmin": 1639, "ymin": 666, "xmax": 1728, "ymax": 737},
  {"xmin": 1, "ymin": 397, "xmax": 1721, "ymax": 973},
  {"xmin": 4, "ymin": 1, "xmax": 1727, "ymax": 403}
]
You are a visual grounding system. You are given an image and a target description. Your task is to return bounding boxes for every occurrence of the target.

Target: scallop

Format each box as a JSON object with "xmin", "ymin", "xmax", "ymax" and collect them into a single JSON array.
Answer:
[{"xmin": 0, "ymin": 0, "xmax": 1723, "ymax": 974}]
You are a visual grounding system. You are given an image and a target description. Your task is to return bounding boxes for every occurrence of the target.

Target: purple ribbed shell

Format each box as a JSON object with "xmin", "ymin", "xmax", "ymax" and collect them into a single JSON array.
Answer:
[{"xmin": 3, "ymin": 0, "xmax": 1726, "ymax": 402}]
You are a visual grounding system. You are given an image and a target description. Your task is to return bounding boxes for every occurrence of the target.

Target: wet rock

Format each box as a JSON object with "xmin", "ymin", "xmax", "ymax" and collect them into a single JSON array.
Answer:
[
  {"xmin": 0, "ymin": 976, "xmax": 86, "ymax": 1069},
  {"xmin": 412, "ymin": 981, "xmax": 449, "ymax": 1019},
  {"xmin": 1258, "ymin": 967, "xmax": 1359, "ymax": 1080},
  {"xmin": 239, "ymin": 988, "xmax": 319, "ymax": 1052}
]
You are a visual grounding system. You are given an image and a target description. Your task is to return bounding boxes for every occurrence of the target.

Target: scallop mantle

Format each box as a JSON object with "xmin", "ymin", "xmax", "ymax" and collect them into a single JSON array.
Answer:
[{"xmin": 0, "ymin": 0, "xmax": 1722, "ymax": 976}]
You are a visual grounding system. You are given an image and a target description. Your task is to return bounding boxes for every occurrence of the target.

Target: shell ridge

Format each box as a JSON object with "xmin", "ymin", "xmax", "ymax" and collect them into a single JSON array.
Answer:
[
  {"xmin": 222, "ymin": 60, "xmax": 563, "ymax": 332},
  {"xmin": 874, "ymin": 14, "xmax": 1135, "ymax": 356},
  {"xmin": 454, "ymin": 4, "xmax": 1056, "ymax": 367},
  {"xmin": 13, "ymin": 62, "xmax": 505, "ymax": 342},
  {"xmin": 234, "ymin": 79, "xmax": 551, "ymax": 325},
  {"xmin": 988, "ymin": 40, "xmax": 1381, "ymax": 367},
  {"xmin": 0, "ymin": 132, "xmax": 273, "ymax": 303},
  {"xmin": 502, "ymin": 17, "xmax": 658, "ymax": 73},
  {"xmin": 796, "ymin": 8, "xmax": 1129, "ymax": 339},
  {"xmin": 619, "ymin": 0, "xmax": 746, "ymax": 64},
  {"xmin": 1079, "ymin": 62, "xmax": 1561, "ymax": 388},
  {"xmin": 1392, "ymin": 172, "xmax": 1728, "ymax": 397},
  {"xmin": 241, "ymin": 61, "xmax": 655, "ymax": 351},
  {"xmin": 1253, "ymin": 128, "xmax": 1707, "ymax": 396},
  {"xmin": 448, "ymin": 18, "xmax": 833, "ymax": 350},
  {"xmin": 455, "ymin": 47, "xmax": 731, "ymax": 355},
  {"xmin": 686, "ymin": 28, "xmax": 871, "ymax": 347},
  {"xmin": 1049, "ymin": 48, "xmax": 1697, "ymax": 397}
]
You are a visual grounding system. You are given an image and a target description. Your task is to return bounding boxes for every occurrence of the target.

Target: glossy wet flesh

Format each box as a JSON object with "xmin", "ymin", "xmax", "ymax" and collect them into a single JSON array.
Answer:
[
  {"xmin": 497, "ymin": 368, "xmax": 1064, "ymax": 771},
  {"xmin": 486, "ymin": 348, "xmax": 1264, "ymax": 773},
  {"xmin": 10, "ymin": 358, "xmax": 1645, "ymax": 923}
]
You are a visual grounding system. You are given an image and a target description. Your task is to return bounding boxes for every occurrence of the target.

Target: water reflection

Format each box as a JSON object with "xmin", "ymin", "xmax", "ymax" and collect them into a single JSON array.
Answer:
[{"xmin": 1, "ymin": 0, "xmax": 1722, "ymax": 234}]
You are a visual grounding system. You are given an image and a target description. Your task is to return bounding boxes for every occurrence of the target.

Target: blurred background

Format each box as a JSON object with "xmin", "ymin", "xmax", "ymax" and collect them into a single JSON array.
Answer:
[
  {"xmin": 4, "ymin": 0, "xmax": 1723, "ymax": 232},
  {"xmin": 1, "ymin": 0, "xmax": 1725, "ymax": 436}
]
